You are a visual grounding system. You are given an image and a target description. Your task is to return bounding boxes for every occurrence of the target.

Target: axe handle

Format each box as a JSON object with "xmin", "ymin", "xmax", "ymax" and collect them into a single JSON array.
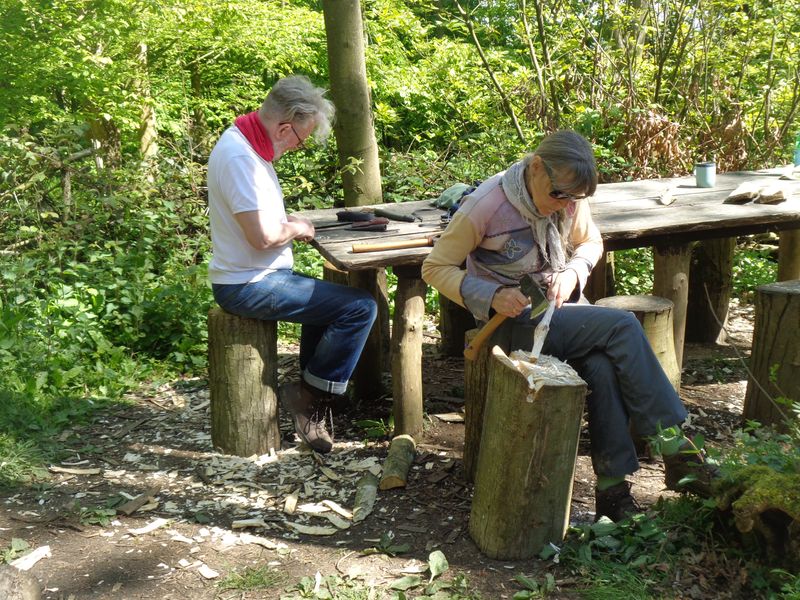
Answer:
[
  {"xmin": 463, "ymin": 312, "xmax": 507, "ymax": 361},
  {"xmin": 352, "ymin": 236, "xmax": 435, "ymax": 253}
]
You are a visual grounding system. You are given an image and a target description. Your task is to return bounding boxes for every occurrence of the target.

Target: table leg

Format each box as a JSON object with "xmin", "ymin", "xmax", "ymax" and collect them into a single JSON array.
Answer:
[
  {"xmin": 350, "ymin": 269, "xmax": 390, "ymax": 400},
  {"xmin": 653, "ymin": 243, "xmax": 692, "ymax": 368},
  {"xmin": 778, "ymin": 228, "xmax": 800, "ymax": 281},
  {"xmin": 391, "ymin": 265, "xmax": 426, "ymax": 439}
]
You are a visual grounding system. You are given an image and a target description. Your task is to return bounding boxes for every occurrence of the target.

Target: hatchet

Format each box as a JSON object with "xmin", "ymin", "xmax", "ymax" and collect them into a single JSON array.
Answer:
[{"xmin": 463, "ymin": 274, "xmax": 549, "ymax": 361}]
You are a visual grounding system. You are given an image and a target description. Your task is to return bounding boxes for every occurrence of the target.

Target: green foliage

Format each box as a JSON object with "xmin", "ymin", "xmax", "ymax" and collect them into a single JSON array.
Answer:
[
  {"xmin": 718, "ymin": 421, "xmax": 800, "ymax": 477},
  {"xmin": 1, "ymin": 538, "xmax": 30, "ymax": 564},
  {"xmin": 613, "ymin": 248, "xmax": 654, "ymax": 295},
  {"xmin": 78, "ymin": 505, "xmax": 117, "ymax": 527},
  {"xmin": 732, "ymin": 244, "xmax": 777, "ymax": 302}
]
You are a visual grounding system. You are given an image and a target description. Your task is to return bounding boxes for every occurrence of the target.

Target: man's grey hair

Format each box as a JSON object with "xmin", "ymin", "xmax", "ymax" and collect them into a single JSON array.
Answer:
[{"xmin": 259, "ymin": 75, "xmax": 335, "ymax": 142}]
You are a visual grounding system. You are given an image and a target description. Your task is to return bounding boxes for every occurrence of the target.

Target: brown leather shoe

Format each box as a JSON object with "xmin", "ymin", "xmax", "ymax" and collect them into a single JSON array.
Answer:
[
  {"xmin": 595, "ymin": 481, "xmax": 642, "ymax": 522},
  {"xmin": 280, "ymin": 381, "xmax": 334, "ymax": 454},
  {"xmin": 663, "ymin": 444, "xmax": 719, "ymax": 498}
]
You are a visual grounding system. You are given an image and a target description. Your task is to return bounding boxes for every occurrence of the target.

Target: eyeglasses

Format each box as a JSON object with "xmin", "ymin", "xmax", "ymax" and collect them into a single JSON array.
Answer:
[
  {"xmin": 281, "ymin": 122, "xmax": 305, "ymax": 149},
  {"xmin": 542, "ymin": 160, "xmax": 586, "ymax": 202}
]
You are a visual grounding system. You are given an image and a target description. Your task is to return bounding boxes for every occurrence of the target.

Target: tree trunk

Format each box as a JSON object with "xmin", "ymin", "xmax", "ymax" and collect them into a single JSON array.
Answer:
[
  {"xmin": 207, "ymin": 308, "xmax": 280, "ymax": 456},
  {"xmin": 686, "ymin": 237, "xmax": 735, "ymax": 344},
  {"xmin": 136, "ymin": 43, "xmax": 158, "ymax": 161},
  {"xmin": 322, "ymin": 0, "xmax": 382, "ymax": 206},
  {"xmin": 743, "ymin": 280, "xmax": 800, "ymax": 432},
  {"xmin": 469, "ymin": 347, "xmax": 586, "ymax": 560}
]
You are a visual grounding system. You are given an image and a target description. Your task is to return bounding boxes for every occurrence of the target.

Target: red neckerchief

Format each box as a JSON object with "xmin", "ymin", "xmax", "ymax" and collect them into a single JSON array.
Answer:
[{"xmin": 234, "ymin": 111, "xmax": 275, "ymax": 162}]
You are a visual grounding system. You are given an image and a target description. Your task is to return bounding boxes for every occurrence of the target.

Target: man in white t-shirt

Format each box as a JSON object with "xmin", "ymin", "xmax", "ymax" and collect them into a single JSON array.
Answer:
[{"xmin": 207, "ymin": 76, "xmax": 377, "ymax": 454}]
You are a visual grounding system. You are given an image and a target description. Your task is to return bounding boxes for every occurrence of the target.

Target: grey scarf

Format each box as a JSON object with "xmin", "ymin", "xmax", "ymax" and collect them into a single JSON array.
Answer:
[{"xmin": 500, "ymin": 158, "xmax": 567, "ymax": 271}]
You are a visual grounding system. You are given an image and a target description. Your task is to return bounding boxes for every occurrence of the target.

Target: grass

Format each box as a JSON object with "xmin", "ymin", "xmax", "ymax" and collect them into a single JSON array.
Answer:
[{"xmin": 218, "ymin": 566, "xmax": 287, "ymax": 591}]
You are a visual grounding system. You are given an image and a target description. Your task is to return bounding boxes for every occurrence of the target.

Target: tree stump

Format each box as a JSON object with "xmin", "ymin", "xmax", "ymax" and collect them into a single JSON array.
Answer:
[
  {"xmin": 743, "ymin": 280, "xmax": 800, "ymax": 432},
  {"xmin": 207, "ymin": 307, "xmax": 280, "ymax": 456},
  {"xmin": 0, "ymin": 566, "xmax": 41, "ymax": 600},
  {"xmin": 686, "ymin": 237, "xmax": 735, "ymax": 344},
  {"xmin": 596, "ymin": 295, "xmax": 682, "ymax": 391},
  {"xmin": 463, "ymin": 328, "xmax": 491, "ymax": 483},
  {"xmin": 469, "ymin": 347, "xmax": 587, "ymax": 560},
  {"xmin": 438, "ymin": 294, "xmax": 476, "ymax": 357}
]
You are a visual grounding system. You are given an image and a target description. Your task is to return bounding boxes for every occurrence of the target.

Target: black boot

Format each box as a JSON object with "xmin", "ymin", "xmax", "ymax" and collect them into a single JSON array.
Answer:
[
  {"xmin": 663, "ymin": 443, "xmax": 720, "ymax": 498},
  {"xmin": 595, "ymin": 481, "xmax": 642, "ymax": 522},
  {"xmin": 280, "ymin": 380, "xmax": 334, "ymax": 454}
]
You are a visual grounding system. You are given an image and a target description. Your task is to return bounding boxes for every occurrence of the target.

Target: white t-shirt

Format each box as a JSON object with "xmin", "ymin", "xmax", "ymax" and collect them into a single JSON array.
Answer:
[{"xmin": 207, "ymin": 126, "xmax": 294, "ymax": 284}]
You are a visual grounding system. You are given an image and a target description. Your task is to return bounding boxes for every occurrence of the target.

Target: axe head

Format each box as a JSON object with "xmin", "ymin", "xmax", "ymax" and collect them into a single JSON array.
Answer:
[{"xmin": 520, "ymin": 274, "xmax": 549, "ymax": 320}]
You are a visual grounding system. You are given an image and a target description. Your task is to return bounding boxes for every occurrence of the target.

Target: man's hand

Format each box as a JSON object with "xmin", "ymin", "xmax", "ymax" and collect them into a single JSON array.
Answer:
[
  {"xmin": 491, "ymin": 286, "xmax": 529, "ymax": 318},
  {"xmin": 548, "ymin": 269, "xmax": 578, "ymax": 308},
  {"xmin": 287, "ymin": 214, "xmax": 315, "ymax": 242}
]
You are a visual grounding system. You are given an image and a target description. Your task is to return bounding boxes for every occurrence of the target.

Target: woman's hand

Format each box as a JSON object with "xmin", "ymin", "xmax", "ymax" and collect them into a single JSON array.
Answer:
[
  {"xmin": 491, "ymin": 286, "xmax": 530, "ymax": 318},
  {"xmin": 548, "ymin": 269, "xmax": 578, "ymax": 308}
]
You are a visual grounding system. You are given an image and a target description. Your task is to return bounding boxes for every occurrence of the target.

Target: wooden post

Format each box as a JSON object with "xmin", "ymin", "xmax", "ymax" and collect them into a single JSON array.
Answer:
[
  {"xmin": 463, "ymin": 328, "xmax": 491, "ymax": 483},
  {"xmin": 743, "ymin": 280, "xmax": 800, "ymax": 432},
  {"xmin": 653, "ymin": 242, "xmax": 692, "ymax": 368},
  {"xmin": 391, "ymin": 265, "xmax": 426, "ymax": 439},
  {"xmin": 323, "ymin": 262, "xmax": 389, "ymax": 399},
  {"xmin": 438, "ymin": 294, "xmax": 476, "ymax": 356},
  {"xmin": 207, "ymin": 308, "xmax": 280, "ymax": 456},
  {"xmin": 778, "ymin": 229, "xmax": 800, "ymax": 281},
  {"xmin": 595, "ymin": 295, "xmax": 681, "ymax": 391},
  {"xmin": 686, "ymin": 238, "xmax": 735, "ymax": 344},
  {"xmin": 584, "ymin": 251, "xmax": 615, "ymax": 304},
  {"xmin": 469, "ymin": 347, "xmax": 586, "ymax": 560}
]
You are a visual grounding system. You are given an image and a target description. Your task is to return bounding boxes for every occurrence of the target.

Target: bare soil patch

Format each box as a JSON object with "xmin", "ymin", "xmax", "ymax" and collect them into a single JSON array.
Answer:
[{"xmin": 0, "ymin": 302, "xmax": 756, "ymax": 599}]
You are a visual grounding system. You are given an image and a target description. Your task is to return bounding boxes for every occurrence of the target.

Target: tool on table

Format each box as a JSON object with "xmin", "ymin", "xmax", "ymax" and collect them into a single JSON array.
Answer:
[
  {"xmin": 463, "ymin": 274, "xmax": 549, "ymax": 361},
  {"xmin": 529, "ymin": 299, "xmax": 556, "ymax": 363},
  {"xmin": 315, "ymin": 217, "xmax": 390, "ymax": 231},
  {"xmin": 351, "ymin": 234, "xmax": 439, "ymax": 253}
]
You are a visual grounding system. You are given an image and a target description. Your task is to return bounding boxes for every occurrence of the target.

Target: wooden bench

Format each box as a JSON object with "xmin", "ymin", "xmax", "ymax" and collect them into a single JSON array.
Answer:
[{"xmin": 207, "ymin": 307, "xmax": 280, "ymax": 456}]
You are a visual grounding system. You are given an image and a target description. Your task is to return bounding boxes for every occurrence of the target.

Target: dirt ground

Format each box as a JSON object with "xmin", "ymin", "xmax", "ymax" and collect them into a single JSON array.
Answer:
[{"xmin": 0, "ymin": 302, "xmax": 756, "ymax": 599}]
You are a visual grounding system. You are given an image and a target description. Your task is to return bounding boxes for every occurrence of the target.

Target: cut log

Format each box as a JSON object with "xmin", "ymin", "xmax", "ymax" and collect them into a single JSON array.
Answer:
[
  {"xmin": 0, "ymin": 565, "xmax": 41, "ymax": 600},
  {"xmin": 469, "ymin": 347, "xmax": 587, "ymax": 560},
  {"xmin": 463, "ymin": 328, "xmax": 491, "ymax": 483},
  {"xmin": 352, "ymin": 472, "xmax": 379, "ymax": 523},
  {"xmin": 438, "ymin": 294, "xmax": 476, "ymax": 356},
  {"xmin": 743, "ymin": 280, "xmax": 800, "ymax": 432},
  {"xmin": 595, "ymin": 295, "xmax": 681, "ymax": 392},
  {"xmin": 379, "ymin": 434, "xmax": 416, "ymax": 490},
  {"xmin": 207, "ymin": 308, "xmax": 280, "ymax": 456},
  {"xmin": 686, "ymin": 237, "xmax": 735, "ymax": 344}
]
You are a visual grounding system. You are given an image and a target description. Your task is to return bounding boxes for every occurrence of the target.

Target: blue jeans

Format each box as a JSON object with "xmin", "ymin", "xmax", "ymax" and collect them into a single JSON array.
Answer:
[
  {"xmin": 493, "ymin": 304, "xmax": 687, "ymax": 478},
  {"xmin": 212, "ymin": 270, "xmax": 377, "ymax": 395}
]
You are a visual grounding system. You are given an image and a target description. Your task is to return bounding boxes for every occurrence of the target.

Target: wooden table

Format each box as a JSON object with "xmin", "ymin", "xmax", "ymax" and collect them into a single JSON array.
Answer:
[{"xmin": 298, "ymin": 169, "xmax": 800, "ymax": 437}]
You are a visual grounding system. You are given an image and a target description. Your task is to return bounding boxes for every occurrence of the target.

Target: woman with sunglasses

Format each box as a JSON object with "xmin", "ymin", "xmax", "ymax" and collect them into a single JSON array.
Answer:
[{"xmin": 422, "ymin": 130, "xmax": 715, "ymax": 521}]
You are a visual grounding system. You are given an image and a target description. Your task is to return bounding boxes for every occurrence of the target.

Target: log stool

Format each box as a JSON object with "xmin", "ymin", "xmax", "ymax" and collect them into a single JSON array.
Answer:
[
  {"xmin": 743, "ymin": 280, "xmax": 800, "ymax": 432},
  {"xmin": 469, "ymin": 346, "xmax": 587, "ymax": 559},
  {"xmin": 207, "ymin": 307, "xmax": 280, "ymax": 456},
  {"xmin": 596, "ymin": 294, "xmax": 682, "ymax": 391}
]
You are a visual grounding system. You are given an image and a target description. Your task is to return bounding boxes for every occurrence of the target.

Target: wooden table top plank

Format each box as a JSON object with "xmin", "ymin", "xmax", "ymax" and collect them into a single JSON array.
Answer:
[{"xmin": 301, "ymin": 169, "xmax": 800, "ymax": 271}]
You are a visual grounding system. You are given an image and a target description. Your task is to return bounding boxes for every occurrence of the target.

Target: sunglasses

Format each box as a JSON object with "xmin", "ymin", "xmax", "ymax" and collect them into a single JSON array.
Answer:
[{"xmin": 542, "ymin": 160, "xmax": 587, "ymax": 202}]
